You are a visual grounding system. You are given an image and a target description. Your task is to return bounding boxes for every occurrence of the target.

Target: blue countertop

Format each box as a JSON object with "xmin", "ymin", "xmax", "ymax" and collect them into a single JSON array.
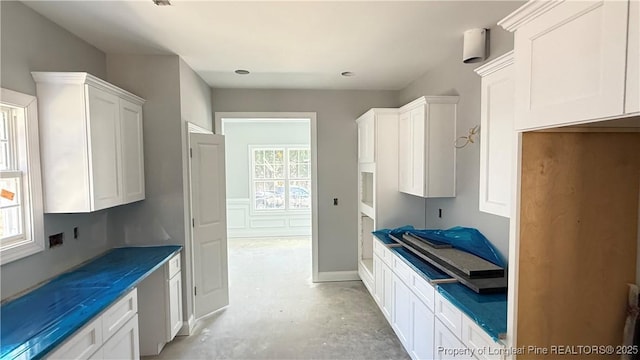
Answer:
[
  {"xmin": 0, "ymin": 245, "xmax": 182, "ymax": 360},
  {"xmin": 437, "ymin": 283, "xmax": 507, "ymax": 342},
  {"xmin": 372, "ymin": 231, "xmax": 507, "ymax": 342}
]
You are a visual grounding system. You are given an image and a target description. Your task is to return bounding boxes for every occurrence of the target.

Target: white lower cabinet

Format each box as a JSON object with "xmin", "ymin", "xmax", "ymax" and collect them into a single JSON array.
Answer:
[
  {"xmin": 370, "ymin": 238, "xmax": 504, "ymax": 360},
  {"xmin": 410, "ymin": 295, "xmax": 435, "ymax": 360},
  {"xmin": 392, "ymin": 274, "xmax": 413, "ymax": 348},
  {"xmin": 138, "ymin": 253, "xmax": 183, "ymax": 356},
  {"xmin": 374, "ymin": 252, "xmax": 394, "ymax": 322},
  {"xmin": 434, "ymin": 318, "xmax": 472, "ymax": 360},
  {"xmin": 102, "ymin": 315, "xmax": 140, "ymax": 360},
  {"xmin": 47, "ymin": 289, "xmax": 139, "ymax": 360}
]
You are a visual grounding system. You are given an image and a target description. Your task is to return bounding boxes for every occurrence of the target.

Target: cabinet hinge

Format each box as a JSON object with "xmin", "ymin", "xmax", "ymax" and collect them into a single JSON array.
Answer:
[
  {"xmin": 194, "ymin": 287, "xmax": 197, "ymax": 296},
  {"xmin": 190, "ymin": 148, "xmax": 193, "ymax": 158}
]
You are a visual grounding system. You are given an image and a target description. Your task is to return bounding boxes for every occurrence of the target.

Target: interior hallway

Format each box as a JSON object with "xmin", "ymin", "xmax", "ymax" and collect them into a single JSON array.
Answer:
[{"xmin": 145, "ymin": 237, "xmax": 409, "ymax": 359}]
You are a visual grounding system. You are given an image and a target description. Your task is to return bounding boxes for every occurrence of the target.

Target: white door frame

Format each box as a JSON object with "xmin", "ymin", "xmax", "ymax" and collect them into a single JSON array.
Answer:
[{"xmin": 214, "ymin": 112, "xmax": 319, "ymax": 282}]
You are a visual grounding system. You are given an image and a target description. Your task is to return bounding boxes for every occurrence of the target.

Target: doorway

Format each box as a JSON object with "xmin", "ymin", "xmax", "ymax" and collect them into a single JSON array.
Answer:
[{"xmin": 214, "ymin": 112, "xmax": 319, "ymax": 282}]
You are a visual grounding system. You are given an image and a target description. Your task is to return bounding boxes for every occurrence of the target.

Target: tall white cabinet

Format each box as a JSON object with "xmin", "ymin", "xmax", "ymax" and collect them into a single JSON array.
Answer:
[
  {"xmin": 475, "ymin": 52, "xmax": 514, "ymax": 218},
  {"xmin": 398, "ymin": 96, "xmax": 458, "ymax": 198},
  {"xmin": 32, "ymin": 72, "xmax": 145, "ymax": 213},
  {"xmin": 356, "ymin": 109, "xmax": 424, "ymax": 293}
]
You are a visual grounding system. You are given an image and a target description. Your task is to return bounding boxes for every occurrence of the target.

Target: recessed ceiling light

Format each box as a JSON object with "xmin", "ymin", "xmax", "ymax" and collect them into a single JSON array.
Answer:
[
  {"xmin": 341, "ymin": 71, "xmax": 355, "ymax": 77},
  {"xmin": 152, "ymin": 0, "xmax": 171, "ymax": 5},
  {"xmin": 235, "ymin": 69, "xmax": 250, "ymax": 75}
]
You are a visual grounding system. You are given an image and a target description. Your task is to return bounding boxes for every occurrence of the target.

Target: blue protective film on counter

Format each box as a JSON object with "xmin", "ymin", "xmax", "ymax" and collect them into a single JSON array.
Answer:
[
  {"xmin": 0, "ymin": 246, "xmax": 182, "ymax": 360},
  {"xmin": 372, "ymin": 229, "xmax": 402, "ymax": 245},
  {"xmin": 437, "ymin": 282, "xmax": 507, "ymax": 341},
  {"xmin": 391, "ymin": 247, "xmax": 451, "ymax": 281},
  {"xmin": 381, "ymin": 225, "xmax": 505, "ymax": 267}
]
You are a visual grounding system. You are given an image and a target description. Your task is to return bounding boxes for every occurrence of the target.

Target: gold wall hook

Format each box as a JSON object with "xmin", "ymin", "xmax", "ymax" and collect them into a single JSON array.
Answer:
[{"xmin": 454, "ymin": 125, "xmax": 480, "ymax": 149}]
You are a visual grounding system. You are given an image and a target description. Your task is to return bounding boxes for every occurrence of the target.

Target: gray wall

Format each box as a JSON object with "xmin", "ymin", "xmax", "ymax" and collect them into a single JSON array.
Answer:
[
  {"xmin": 211, "ymin": 89, "xmax": 397, "ymax": 272},
  {"xmin": 179, "ymin": 58, "xmax": 213, "ymax": 132},
  {"xmin": 224, "ymin": 121, "xmax": 310, "ymax": 199},
  {"xmin": 397, "ymin": 25, "xmax": 514, "ymax": 261},
  {"xmin": 0, "ymin": 1, "xmax": 112, "ymax": 300}
]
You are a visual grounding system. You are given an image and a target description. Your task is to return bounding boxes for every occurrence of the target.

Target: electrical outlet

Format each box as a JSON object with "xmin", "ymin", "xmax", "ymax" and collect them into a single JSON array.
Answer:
[
  {"xmin": 333, "ymin": 198, "xmax": 339, "ymax": 206},
  {"xmin": 49, "ymin": 233, "xmax": 63, "ymax": 248}
]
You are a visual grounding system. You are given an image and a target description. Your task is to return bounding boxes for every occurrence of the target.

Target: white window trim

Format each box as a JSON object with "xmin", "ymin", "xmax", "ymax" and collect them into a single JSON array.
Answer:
[
  {"xmin": 249, "ymin": 144, "xmax": 311, "ymax": 215},
  {"xmin": 0, "ymin": 88, "xmax": 45, "ymax": 265}
]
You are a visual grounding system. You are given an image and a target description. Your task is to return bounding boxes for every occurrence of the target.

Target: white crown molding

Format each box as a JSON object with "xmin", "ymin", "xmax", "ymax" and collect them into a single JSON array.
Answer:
[
  {"xmin": 399, "ymin": 95, "xmax": 460, "ymax": 112},
  {"xmin": 498, "ymin": 0, "xmax": 565, "ymax": 32},
  {"xmin": 31, "ymin": 72, "xmax": 145, "ymax": 104},
  {"xmin": 474, "ymin": 51, "xmax": 515, "ymax": 77}
]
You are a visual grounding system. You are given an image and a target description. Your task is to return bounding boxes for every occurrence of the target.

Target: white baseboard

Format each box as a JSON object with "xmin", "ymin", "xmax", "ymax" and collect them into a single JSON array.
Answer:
[
  {"xmin": 315, "ymin": 270, "xmax": 360, "ymax": 282},
  {"xmin": 177, "ymin": 314, "xmax": 195, "ymax": 336}
]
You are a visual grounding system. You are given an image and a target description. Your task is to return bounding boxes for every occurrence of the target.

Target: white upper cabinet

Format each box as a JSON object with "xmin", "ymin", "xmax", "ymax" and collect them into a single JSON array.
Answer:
[
  {"xmin": 32, "ymin": 72, "xmax": 146, "ymax": 213},
  {"xmin": 357, "ymin": 111, "xmax": 376, "ymax": 163},
  {"xmin": 475, "ymin": 52, "xmax": 514, "ymax": 218},
  {"xmin": 398, "ymin": 96, "xmax": 458, "ymax": 198},
  {"xmin": 499, "ymin": 0, "xmax": 633, "ymax": 130}
]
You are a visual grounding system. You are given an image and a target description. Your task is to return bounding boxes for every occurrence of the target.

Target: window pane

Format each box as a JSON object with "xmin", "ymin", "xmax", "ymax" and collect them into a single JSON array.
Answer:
[
  {"xmin": 254, "ymin": 180, "xmax": 285, "ymax": 210},
  {"xmin": 255, "ymin": 150, "xmax": 264, "ymax": 165},
  {"xmin": 274, "ymin": 150, "xmax": 284, "ymax": 164},
  {"xmin": 0, "ymin": 107, "xmax": 8, "ymax": 140},
  {"xmin": 289, "ymin": 180, "xmax": 311, "ymax": 209},
  {"xmin": 0, "ymin": 142, "xmax": 9, "ymax": 171},
  {"xmin": 0, "ymin": 176, "xmax": 21, "ymax": 208},
  {"xmin": 0, "ymin": 206, "xmax": 22, "ymax": 240}
]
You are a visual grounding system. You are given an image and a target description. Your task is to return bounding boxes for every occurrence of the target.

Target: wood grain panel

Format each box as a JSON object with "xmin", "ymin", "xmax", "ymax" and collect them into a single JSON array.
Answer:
[{"xmin": 517, "ymin": 132, "xmax": 640, "ymax": 359}]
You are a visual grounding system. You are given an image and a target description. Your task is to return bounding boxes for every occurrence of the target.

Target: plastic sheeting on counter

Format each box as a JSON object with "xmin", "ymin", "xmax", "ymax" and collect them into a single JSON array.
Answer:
[
  {"xmin": 437, "ymin": 282, "xmax": 507, "ymax": 341},
  {"xmin": 375, "ymin": 225, "xmax": 505, "ymax": 267},
  {"xmin": 0, "ymin": 246, "xmax": 182, "ymax": 360}
]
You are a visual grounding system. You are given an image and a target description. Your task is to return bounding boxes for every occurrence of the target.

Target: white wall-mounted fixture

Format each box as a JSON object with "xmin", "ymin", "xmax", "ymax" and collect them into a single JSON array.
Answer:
[{"xmin": 463, "ymin": 28, "xmax": 487, "ymax": 63}]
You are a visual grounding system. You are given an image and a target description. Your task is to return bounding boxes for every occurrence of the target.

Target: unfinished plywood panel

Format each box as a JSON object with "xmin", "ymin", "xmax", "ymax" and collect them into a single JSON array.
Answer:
[{"xmin": 517, "ymin": 132, "xmax": 640, "ymax": 359}]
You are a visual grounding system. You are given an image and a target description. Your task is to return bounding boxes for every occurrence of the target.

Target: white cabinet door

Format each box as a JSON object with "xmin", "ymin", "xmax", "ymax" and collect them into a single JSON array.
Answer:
[
  {"xmin": 476, "ymin": 53, "xmax": 514, "ymax": 218},
  {"xmin": 87, "ymin": 85, "xmax": 123, "ymax": 211},
  {"xmin": 398, "ymin": 97, "xmax": 457, "ymax": 198},
  {"xmin": 168, "ymin": 272, "xmax": 183, "ymax": 341},
  {"xmin": 434, "ymin": 318, "xmax": 473, "ymax": 360},
  {"xmin": 398, "ymin": 110, "xmax": 413, "ymax": 194},
  {"xmin": 626, "ymin": 0, "xmax": 639, "ymax": 114},
  {"xmin": 410, "ymin": 295, "xmax": 435, "ymax": 360},
  {"xmin": 119, "ymin": 99, "xmax": 145, "ymax": 203},
  {"xmin": 102, "ymin": 315, "xmax": 140, "ymax": 360},
  {"xmin": 392, "ymin": 274, "xmax": 412, "ymax": 350},
  {"xmin": 398, "ymin": 107, "xmax": 425, "ymax": 196},
  {"xmin": 381, "ymin": 260, "xmax": 393, "ymax": 322},
  {"xmin": 374, "ymin": 254, "xmax": 384, "ymax": 305},
  {"xmin": 357, "ymin": 112, "xmax": 375, "ymax": 163},
  {"xmin": 512, "ymin": 0, "xmax": 628, "ymax": 130}
]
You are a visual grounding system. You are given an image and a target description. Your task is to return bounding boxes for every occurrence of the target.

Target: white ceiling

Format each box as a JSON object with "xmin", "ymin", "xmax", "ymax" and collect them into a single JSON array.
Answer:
[{"xmin": 23, "ymin": 0, "xmax": 524, "ymax": 90}]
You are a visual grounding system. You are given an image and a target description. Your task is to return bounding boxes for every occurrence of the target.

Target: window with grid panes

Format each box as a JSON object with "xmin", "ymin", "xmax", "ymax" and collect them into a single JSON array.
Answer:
[
  {"xmin": 251, "ymin": 146, "xmax": 310, "ymax": 211},
  {"xmin": 0, "ymin": 88, "xmax": 44, "ymax": 264}
]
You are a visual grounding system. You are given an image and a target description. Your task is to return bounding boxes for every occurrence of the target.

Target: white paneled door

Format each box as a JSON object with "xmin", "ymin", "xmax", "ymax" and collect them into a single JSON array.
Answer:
[{"xmin": 189, "ymin": 133, "xmax": 229, "ymax": 319}]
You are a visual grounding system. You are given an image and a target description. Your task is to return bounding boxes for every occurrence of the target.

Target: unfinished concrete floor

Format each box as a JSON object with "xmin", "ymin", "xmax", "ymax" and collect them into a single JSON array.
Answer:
[{"xmin": 145, "ymin": 237, "xmax": 409, "ymax": 359}]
